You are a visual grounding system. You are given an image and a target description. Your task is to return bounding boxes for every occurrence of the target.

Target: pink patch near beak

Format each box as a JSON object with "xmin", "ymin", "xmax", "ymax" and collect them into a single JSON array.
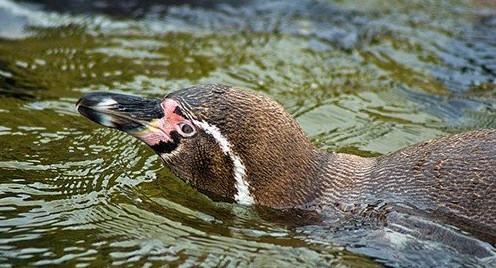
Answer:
[{"xmin": 131, "ymin": 98, "xmax": 190, "ymax": 147}]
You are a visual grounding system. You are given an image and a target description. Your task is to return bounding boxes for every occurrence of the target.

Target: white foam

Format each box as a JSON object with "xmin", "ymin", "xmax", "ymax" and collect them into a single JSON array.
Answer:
[{"xmin": 193, "ymin": 120, "xmax": 255, "ymax": 205}]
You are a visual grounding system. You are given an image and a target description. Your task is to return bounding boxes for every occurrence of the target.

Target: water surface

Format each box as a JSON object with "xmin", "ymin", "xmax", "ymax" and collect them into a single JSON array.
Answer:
[{"xmin": 1, "ymin": 0, "xmax": 495, "ymax": 266}]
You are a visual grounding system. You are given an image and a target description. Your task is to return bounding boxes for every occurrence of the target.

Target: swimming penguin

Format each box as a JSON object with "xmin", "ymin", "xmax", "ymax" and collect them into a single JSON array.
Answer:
[{"xmin": 76, "ymin": 84, "xmax": 496, "ymax": 244}]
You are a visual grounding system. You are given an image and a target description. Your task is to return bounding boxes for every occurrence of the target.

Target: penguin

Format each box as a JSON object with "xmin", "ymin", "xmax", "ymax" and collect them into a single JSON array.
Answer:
[{"xmin": 77, "ymin": 84, "xmax": 496, "ymax": 245}]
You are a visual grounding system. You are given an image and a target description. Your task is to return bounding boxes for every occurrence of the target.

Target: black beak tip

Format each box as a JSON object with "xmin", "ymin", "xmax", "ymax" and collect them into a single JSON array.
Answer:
[
  {"xmin": 75, "ymin": 91, "xmax": 164, "ymax": 132},
  {"xmin": 75, "ymin": 92, "xmax": 120, "ymax": 127},
  {"xmin": 76, "ymin": 94, "xmax": 87, "ymax": 107},
  {"xmin": 76, "ymin": 97, "xmax": 86, "ymax": 112}
]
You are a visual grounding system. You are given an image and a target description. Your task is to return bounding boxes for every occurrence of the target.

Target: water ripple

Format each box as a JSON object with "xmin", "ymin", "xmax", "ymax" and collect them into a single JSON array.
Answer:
[{"xmin": 1, "ymin": 0, "xmax": 495, "ymax": 267}]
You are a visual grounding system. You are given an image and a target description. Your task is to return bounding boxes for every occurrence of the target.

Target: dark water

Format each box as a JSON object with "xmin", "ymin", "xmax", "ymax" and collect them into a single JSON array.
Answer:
[{"xmin": 1, "ymin": 0, "xmax": 495, "ymax": 266}]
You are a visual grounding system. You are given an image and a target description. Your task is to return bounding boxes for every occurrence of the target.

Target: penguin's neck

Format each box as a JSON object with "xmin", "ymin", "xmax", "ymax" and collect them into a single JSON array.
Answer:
[
  {"xmin": 246, "ymin": 147, "xmax": 376, "ymax": 209},
  {"xmin": 316, "ymin": 153, "xmax": 380, "ymax": 210},
  {"xmin": 257, "ymin": 149, "xmax": 440, "ymax": 211}
]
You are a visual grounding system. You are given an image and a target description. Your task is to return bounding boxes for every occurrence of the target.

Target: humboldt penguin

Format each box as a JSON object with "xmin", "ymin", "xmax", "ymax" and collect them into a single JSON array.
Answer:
[{"xmin": 76, "ymin": 84, "xmax": 496, "ymax": 244}]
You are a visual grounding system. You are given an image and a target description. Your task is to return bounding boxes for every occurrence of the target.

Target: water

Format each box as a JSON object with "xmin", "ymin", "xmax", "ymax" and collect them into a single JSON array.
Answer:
[{"xmin": 0, "ymin": 0, "xmax": 495, "ymax": 266}]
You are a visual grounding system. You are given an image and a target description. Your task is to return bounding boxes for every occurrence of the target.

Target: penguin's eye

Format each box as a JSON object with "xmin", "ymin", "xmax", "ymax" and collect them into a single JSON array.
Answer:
[{"xmin": 178, "ymin": 123, "xmax": 196, "ymax": 137}]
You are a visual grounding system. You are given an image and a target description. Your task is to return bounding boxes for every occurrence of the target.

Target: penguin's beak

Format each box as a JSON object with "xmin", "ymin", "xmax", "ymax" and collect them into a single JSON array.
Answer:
[{"xmin": 76, "ymin": 92, "xmax": 164, "ymax": 133}]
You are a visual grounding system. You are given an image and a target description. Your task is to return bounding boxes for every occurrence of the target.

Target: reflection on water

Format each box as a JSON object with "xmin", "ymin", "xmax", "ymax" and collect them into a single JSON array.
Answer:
[{"xmin": 0, "ymin": 0, "xmax": 495, "ymax": 266}]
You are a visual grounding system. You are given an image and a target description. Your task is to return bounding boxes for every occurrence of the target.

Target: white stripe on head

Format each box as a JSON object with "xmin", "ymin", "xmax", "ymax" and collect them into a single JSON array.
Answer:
[{"xmin": 193, "ymin": 120, "xmax": 255, "ymax": 205}]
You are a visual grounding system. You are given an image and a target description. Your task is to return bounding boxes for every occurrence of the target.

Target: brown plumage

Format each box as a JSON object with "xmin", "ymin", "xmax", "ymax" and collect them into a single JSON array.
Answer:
[{"xmin": 77, "ymin": 84, "xmax": 496, "ymax": 244}]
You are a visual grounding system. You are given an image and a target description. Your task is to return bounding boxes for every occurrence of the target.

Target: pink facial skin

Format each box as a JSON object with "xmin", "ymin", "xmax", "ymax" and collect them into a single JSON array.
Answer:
[{"xmin": 131, "ymin": 98, "xmax": 191, "ymax": 147}]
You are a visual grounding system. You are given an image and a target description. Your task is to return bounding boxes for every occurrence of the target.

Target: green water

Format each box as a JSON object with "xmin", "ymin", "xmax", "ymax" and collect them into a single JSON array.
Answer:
[{"xmin": 1, "ymin": 0, "xmax": 495, "ymax": 266}]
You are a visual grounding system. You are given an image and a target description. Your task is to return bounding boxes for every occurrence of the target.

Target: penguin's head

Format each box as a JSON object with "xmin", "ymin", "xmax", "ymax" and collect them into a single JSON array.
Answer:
[{"xmin": 77, "ymin": 84, "xmax": 319, "ymax": 207}]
